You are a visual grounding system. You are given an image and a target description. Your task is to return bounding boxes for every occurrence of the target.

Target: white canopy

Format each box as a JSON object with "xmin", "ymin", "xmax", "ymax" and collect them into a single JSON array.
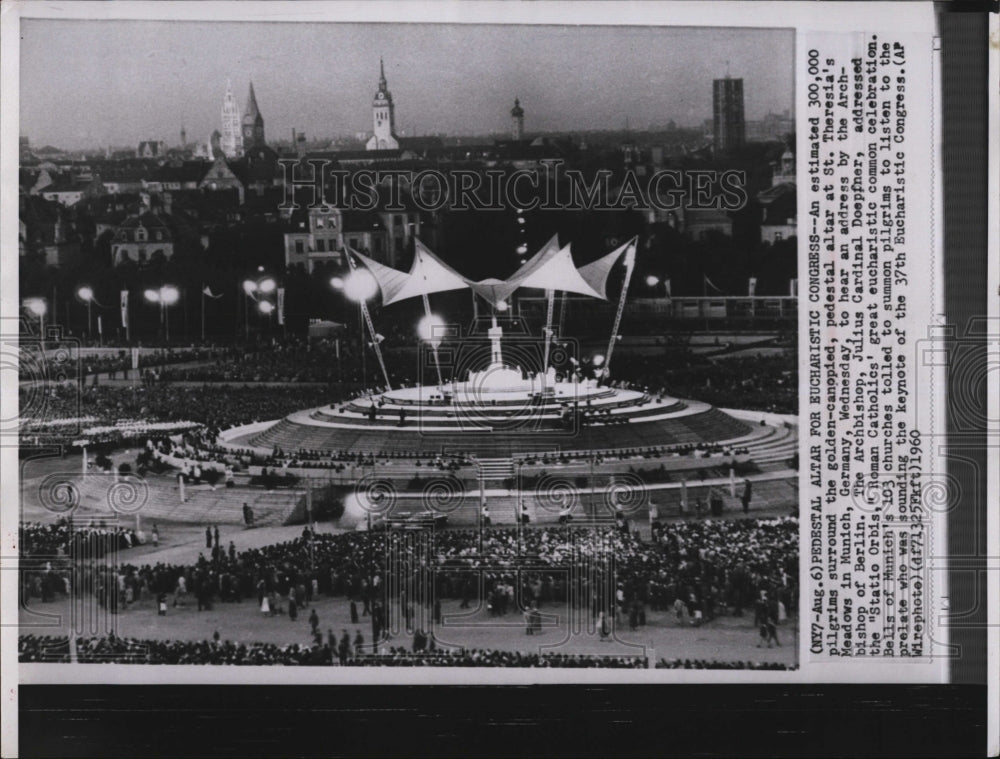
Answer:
[
  {"xmin": 577, "ymin": 237, "xmax": 636, "ymax": 300},
  {"xmin": 351, "ymin": 237, "xmax": 633, "ymax": 307},
  {"xmin": 352, "ymin": 240, "xmax": 471, "ymax": 305}
]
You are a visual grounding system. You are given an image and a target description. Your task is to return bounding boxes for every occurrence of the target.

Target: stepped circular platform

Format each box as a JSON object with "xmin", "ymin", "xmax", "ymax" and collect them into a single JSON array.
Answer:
[{"xmin": 223, "ymin": 377, "xmax": 760, "ymax": 457}]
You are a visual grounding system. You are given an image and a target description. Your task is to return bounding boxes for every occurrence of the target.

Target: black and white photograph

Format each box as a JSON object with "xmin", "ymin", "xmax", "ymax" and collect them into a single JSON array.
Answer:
[
  {"xmin": 5, "ymin": 4, "xmax": 997, "ymax": 757},
  {"xmin": 11, "ymin": 13, "xmax": 802, "ymax": 675}
]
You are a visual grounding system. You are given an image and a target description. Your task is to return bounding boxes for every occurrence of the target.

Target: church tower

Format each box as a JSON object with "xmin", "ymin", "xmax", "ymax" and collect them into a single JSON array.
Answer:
[
  {"xmin": 366, "ymin": 58, "xmax": 399, "ymax": 151},
  {"xmin": 510, "ymin": 97, "xmax": 525, "ymax": 141},
  {"xmin": 242, "ymin": 82, "xmax": 266, "ymax": 149},
  {"xmin": 220, "ymin": 79, "xmax": 243, "ymax": 158}
]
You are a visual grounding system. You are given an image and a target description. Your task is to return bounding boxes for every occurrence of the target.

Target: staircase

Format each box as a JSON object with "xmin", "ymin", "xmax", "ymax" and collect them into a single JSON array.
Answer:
[{"xmin": 475, "ymin": 457, "xmax": 515, "ymax": 483}]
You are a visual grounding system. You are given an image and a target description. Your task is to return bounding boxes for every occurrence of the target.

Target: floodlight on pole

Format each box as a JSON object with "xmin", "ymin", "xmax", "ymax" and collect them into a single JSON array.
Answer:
[
  {"xmin": 258, "ymin": 278, "xmax": 277, "ymax": 295},
  {"xmin": 77, "ymin": 286, "xmax": 95, "ymax": 343},
  {"xmin": 25, "ymin": 298, "xmax": 47, "ymax": 350},
  {"xmin": 160, "ymin": 285, "xmax": 180, "ymax": 305},
  {"xmin": 25, "ymin": 298, "xmax": 47, "ymax": 317},
  {"xmin": 645, "ymin": 275, "xmax": 660, "ymax": 288},
  {"xmin": 258, "ymin": 300, "xmax": 274, "ymax": 315},
  {"xmin": 242, "ymin": 280, "xmax": 258, "ymax": 296},
  {"xmin": 330, "ymin": 276, "xmax": 345, "ymax": 291},
  {"xmin": 344, "ymin": 269, "xmax": 378, "ymax": 302}
]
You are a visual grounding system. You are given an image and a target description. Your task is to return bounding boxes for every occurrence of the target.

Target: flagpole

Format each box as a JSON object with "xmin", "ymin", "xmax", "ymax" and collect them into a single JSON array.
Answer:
[{"xmin": 201, "ymin": 284, "xmax": 206, "ymax": 343}]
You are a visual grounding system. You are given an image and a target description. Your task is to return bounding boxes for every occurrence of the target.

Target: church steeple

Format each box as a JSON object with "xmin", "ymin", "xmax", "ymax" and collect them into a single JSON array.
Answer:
[
  {"xmin": 242, "ymin": 81, "xmax": 265, "ymax": 148},
  {"xmin": 367, "ymin": 58, "xmax": 398, "ymax": 151}
]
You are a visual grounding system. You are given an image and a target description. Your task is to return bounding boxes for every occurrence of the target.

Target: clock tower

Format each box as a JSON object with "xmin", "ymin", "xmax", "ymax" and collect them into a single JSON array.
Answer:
[{"xmin": 366, "ymin": 58, "xmax": 399, "ymax": 151}]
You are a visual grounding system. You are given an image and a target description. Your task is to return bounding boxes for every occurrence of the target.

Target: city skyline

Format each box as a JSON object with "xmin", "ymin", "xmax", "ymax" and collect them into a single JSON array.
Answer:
[{"xmin": 20, "ymin": 20, "xmax": 793, "ymax": 150}]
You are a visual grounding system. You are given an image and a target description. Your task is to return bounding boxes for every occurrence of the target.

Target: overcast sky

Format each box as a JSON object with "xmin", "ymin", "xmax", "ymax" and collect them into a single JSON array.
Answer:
[{"xmin": 20, "ymin": 20, "xmax": 793, "ymax": 150}]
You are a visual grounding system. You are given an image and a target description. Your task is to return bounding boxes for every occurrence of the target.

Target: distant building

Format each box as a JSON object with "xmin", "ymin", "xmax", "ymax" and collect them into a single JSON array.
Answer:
[
  {"xmin": 221, "ymin": 79, "xmax": 243, "ymax": 158},
  {"xmin": 110, "ymin": 212, "xmax": 174, "ymax": 266},
  {"xmin": 137, "ymin": 140, "xmax": 167, "ymax": 159},
  {"xmin": 283, "ymin": 207, "xmax": 347, "ymax": 273},
  {"xmin": 366, "ymin": 59, "xmax": 400, "ymax": 151},
  {"xmin": 746, "ymin": 110, "xmax": 794, "ymax": 142},
  {"xmin": 38, "ymin": 176, "xmax": 103, "ymax": 207},
  {"xmin": 510, "ymin": 98, "xmax": 525, "ymax": 141},
  {"xmin": 712, "ymin": 77, "xmax": 745, "ymax": 154},
  {"xmin": 198, "ymin": 156, "xmax": 245, "ymax": 203}
]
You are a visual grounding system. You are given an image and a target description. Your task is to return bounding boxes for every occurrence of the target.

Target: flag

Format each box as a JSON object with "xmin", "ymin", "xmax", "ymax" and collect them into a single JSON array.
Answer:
[
  {"xmin": 277, "ymin": 287, "xmax": 286, "ymax": 326},
  {"xmin": 748, "ymin": 277, "xmax": 757, "ymax": 297},
  {"xmin": 120, "ymin": 290, "xmax": 129, "ymax": 328},
  {"xmin": 663, "ymin": 278, "xmax": 672, "ymax": 298},
  {"xmin": 97, "ymin": 315, "xmax": 103, "ymax": 336},
  {"xmin": 703, "ymin": 275, "xmax": 723, "ymax": 294},
  {"xmin": 202, "ymin": 285, "xmax": 223, "ymax": 299}
]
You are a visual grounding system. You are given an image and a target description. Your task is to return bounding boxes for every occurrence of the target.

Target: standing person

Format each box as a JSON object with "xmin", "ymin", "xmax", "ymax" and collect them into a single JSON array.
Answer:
[
  {"xmin": 288, "ymin": 587, "xmax": 298, "ymax": 621},
  {"xmin": 765, "ymin": 615, "xmax": 780, "ymax": 648},
  {"xmin": 741, "ymin": 479, "xmax": 752, "ymax": 515},
  {"xmin": 205, "ymin": 526, "xmax": 212, "ymax": 549},
  {"xmin": 353, "ymin": 630, "xmax": 365, "ymax": 657},
  {"xmin": 213, "ymin": 525, "xmax": 220, "ymax": 548},
  {"xmin": 151, "ymin": 524, "xmax": 159, "ymax": 548},
  {"xmin": 228, "ymin": 541, "xmax": 236, "ymax": 563},
  {"xmin": 350, "ymin": 598, "xmax": 359, "ymax": 624},
  {"xmin": 481, "ymin": 501, "xmax": 491, "ymax": 526},
  {"xmin": 309, "ymin": 608, "xmax": 320, "ymax": 637},
  {"xmin": 338, "ymin": 630, "xmax": 351, "ymax": 665}
]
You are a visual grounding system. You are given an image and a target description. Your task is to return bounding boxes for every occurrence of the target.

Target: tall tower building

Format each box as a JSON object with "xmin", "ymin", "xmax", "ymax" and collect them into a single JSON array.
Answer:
[
  {"xmin": 366, "ymin": 58, "xmax": 399, "ymax": 151},
  {"xmin": 713, "ymin": 76, "xmax": 745, "ymax": 154},
  {"xmin": 242, "ymin": 82, "xmax": 266, "ymax": 149},
  {"xmin": 220, "ymin": 79, "xmax": 243, "ymax": 158},
  {"xmin": 510, "ymin": 97, "xmax": 525, "ymax": 141}
]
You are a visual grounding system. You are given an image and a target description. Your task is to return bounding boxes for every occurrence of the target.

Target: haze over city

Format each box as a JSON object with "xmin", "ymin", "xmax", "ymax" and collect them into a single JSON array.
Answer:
[{"xmin": 20, "ymin": 20, "xmax": 793, "ymax": 150}]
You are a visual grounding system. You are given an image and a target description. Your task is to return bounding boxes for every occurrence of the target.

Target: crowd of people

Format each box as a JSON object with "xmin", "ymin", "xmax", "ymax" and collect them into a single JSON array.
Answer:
[
  {"xmin": 18, "ymin": 634, "xmax": 655, "ymax": 667},
  {"xmin": 20, "ymin": 519, "xmax": 143, "ymax": 560},
  {"xmin": 20, "ymin": 519, "xmax": 797, "ymax": 645}
]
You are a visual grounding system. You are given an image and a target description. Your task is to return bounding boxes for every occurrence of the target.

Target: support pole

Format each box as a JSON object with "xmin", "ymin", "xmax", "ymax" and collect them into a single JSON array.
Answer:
[
  {"xmin": 421, "ymin": 292, "xmax": 444, "ymax": 388},
  {"xmin": 602, "ymin": 237, "xmax": 638, "ymax": 380},
  {"xmin": 346, "ymin": 248, "xmax": 393, "ymax": 391},
  {"xmin": 541, "ymin": 288, "xmax": 556, "ymax": 379}
]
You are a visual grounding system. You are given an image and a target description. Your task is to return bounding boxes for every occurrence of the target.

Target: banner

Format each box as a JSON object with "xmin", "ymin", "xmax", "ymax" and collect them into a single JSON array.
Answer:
[
  {"xmin": 120, "ymin": 290, "xmax": 129, "ymax": 328},
  {"xmin": 277, "ymin": 287, "xmax": 285, "ymax": 325}
]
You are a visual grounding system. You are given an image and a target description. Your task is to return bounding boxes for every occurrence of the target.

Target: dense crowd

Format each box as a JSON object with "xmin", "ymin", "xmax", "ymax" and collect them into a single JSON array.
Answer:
[
  {"xmin": 18, "ymin": 634, "xmax": 652, "ymax": 667},
  {"xmin": 20, "ymin": 519, "xmax": 142, "ymax": 560},
  {"xmin": 19, "ymin": 383, "xmax": 337, "ymax": 444},
  {"xmin": 608, "ymin": 353, "xmax": 796, "ymax": 414},
  {"xmin": 20, "ymin": 345, "xmax": 246, "ymax": 381},
  {"xmin": 21, "ymin": 519, "xmax": 797, "ymax": 637}
]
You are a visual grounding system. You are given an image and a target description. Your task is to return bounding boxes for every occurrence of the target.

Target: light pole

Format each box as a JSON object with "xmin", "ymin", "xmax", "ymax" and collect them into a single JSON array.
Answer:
[
  {"xmin": 25, "ymin": 298, "xmax": 47, "ymax": 352},
  {"xmin": 144, "ymin": 285, "xmax": 179, "ymax": 343},
  {"xmin": 77, "ymin": 286, "xmax": 94, "ymax": 344},
  {"xmin": 242, "ymin": 275, "xmax": 276, "ymax": 343},
  {"xmin": 339, "ymin": 270, "xmax": 378, "ymax": 389},
  {"xmin": 258, "ymin": 299, "xmax": 274, "ymax": 339}
]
